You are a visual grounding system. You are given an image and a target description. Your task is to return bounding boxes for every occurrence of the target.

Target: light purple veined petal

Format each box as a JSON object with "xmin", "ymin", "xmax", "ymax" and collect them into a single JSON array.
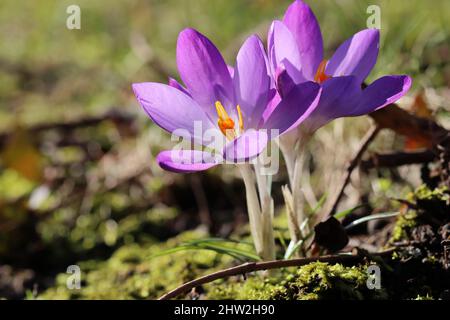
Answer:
[
  {"xmin": 234, "ymin": 35, "xmax": 271, "ymax": 128},
  {"xmin": 262, "ymin": 81, "xmax": 322, "ymax": 137},
  {"xmin": 157, "ymin": 150, "xmax": 219, "ymax": 173},
  {"xmin": 168, "ymin": 77, "xmax": 190, "ymax": 96},
  {"xmin": 222, "ymin": 129, "xmax": 269, "ymax": 163},
  {"xmin": 326, "ymin": 29, "xmax": 380, "ymax": 83},
  {"xmin": 351, "ymin": 75, "xmax": 412, "ymax": 116},
  {"xmin": 177, "ymin": 28, "xmax": 234, "ymax": 119},
  {"xmin": 301, "ymin": 76, "xmax": 362, "ymax": 133},
  {"xmin": 268, "ymin": 21, "xmax": 306, "ymax": 84},
  {"xmin": 132, "ymin": 82, "xmax": 215, "ymax": 144},
  {"xmin": 283, "ymin": 0, "xmax": 324, "ymax": 80}
]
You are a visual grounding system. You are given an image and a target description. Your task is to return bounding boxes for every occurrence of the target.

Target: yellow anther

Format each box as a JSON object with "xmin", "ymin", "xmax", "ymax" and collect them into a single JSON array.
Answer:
[
  {"xmin": 236, "ymin": 105, "xmax": 244, "ymax": 132},
  {"xmin": 215, "ymin": 101, "xmax": 229, "ymax": 121},
  {"xmin": 314, "ymin": 60, "xmax": 331, "ymax": 84}
]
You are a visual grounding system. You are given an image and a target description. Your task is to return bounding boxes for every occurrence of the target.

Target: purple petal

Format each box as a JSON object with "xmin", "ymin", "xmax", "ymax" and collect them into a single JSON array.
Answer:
[
  {"xmin": 301, "ymin": 76, "xmax": 362, "ymax": 132},
  {"xmin": 326, "ymin": 29, "xmax": 380, "ymax": 83},
  {"xmin": 352, "ymin": 75, "xmax": 412, "ymax": 115},
  {"xmin": 275, "ymin": 66, "xmax": 296, "ymax": 98},
  {"xmin": 168, "ymin": 77, "xmax": 190, "ymax": 96},
  {"xmin": 283, "ymin": 0, "xmax": 324, "ymax": 80},
  {"xmin": 222, "ymin": 129, "xmax": 268, "ymax": 163},
  {"xmin": 262, "ymin": 89, "xmax": 281, "ymax": 124},
  {"xmin": 268, "ymin": 21, "xmax": 306, "ymax": 84},
  {"xmin": 177, "ymin": 28, "xmax": 234, "ymax": 119},
  {"xmin": 157, "ymin": 150, "xmax": 218, "ymax": 173},
  {"xmin": 262, "ymin": 81, "xmax": 321, "ymax": 136},
  {"xmin": 227, "ymin": 65, "xmax": 235, "ymax": 78},
  {"xmin": 132, "ymin": 82, "xmax": 215, "ymax": 143},
  {"xmin": 233, "ymin": 35, "xmax": 271, "ymax": 128}
]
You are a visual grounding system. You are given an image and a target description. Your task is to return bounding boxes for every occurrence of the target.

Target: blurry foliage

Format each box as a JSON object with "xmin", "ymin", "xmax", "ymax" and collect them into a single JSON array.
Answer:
[
  {"xmin": 0, "ymin": 169, "xmax": 35, "ymax": 202},
  {"xmin": 1, "ymin": 127, "xmax": 43, "ymax": 182}
]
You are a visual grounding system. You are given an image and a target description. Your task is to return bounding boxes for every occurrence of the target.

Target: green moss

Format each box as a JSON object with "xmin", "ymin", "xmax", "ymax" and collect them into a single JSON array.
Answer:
[
  {"xmin": 391, "ymin": 211, "xmax": 418, "ymax": 242},
  {"xmin": 415, "ymin": 185, "xmax": 449, "ymax": 202},
  {"xmin": 207, "ymin": 270, "xmax": 287, "ymax": 300},
  {"xmin": 38, "ymin": 230, "xmax": 237, "ymax": 300},
  {"xmin": 271, "ymin": 262, "xmax": 388, "ymax": 300},
  {"xmin": 41, "ymin": 226, "xmax": 388, "ymax": 300},
  {"xmin": 208, "ymin": 262, "xmax": 388, "ymax": 300},
  {"xmin": 390, "ymin": 185, "xmax": 449, "ymax": 243}
]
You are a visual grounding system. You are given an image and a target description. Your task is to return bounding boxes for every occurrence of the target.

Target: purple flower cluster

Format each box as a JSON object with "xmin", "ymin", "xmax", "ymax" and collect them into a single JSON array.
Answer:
[{"xmin": 133, "ymin": 1, "xmax": 411, "ymax": 173}]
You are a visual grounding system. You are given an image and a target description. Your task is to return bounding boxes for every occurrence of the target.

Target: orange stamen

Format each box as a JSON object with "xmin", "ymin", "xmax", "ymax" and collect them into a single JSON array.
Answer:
[
  {"xmin": 215, "ymin": 101, "xmax": 236, "ymax": 139},
  {"xmin": 314, "ymin": 60, "xmax": 331, "ymax": 84}
]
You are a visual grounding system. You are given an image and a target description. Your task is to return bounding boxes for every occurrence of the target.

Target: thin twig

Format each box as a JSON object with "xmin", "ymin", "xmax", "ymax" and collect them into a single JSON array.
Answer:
[
  {"xmin": 158, "ymin": 248, "xmax": 395, "ymax": 300},
  {"xmin": 325, "ymin": 126, "xmax": 381, "ymax": 219}
]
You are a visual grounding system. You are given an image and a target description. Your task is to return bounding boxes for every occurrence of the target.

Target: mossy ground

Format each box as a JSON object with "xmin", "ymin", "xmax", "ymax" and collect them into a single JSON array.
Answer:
[
  {"xmin": 208, "ymin": 262, "xmax": 388, "ymax": 300},
  {"xmin": 38, "ymin": 230, "xmax": 236, "ymax": 299},
  {"xmin": 390, "ymin": 185, "xmax": 449, "ymax": 243},
  {"xmin": 39, "ymin": 185, "xmax": 449, "ymax": 300}
]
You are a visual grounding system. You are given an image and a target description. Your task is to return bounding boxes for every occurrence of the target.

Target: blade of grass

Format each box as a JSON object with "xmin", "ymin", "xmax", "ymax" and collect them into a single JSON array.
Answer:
[
  {"xmin": 310, "ymin": 193, "xmax": 327, "ymax": 215},
  {"xmin": 334, "ymin": 204, "xmax": 366, "ymax": 220},
  {"xmin": 150, "ymin": 238, "xmax": 261, "ymax": 261},
  {"xmin": 195, "ymin": 242, "xmax": 261, "ymax": 261},
  {"xmin": 277, "ymin": 231, "xmax": 287, "ymax": 251},
  {"xmin": 284, "ymin": 239, "xmax": 304, "ymax": 260},
  {"xmin": 185, "ymin": 237, "xmax": 253, "ymax": 246},
  {"xmin": 344, "ymin": 212, "xmax": 399, "ymax": 230}
]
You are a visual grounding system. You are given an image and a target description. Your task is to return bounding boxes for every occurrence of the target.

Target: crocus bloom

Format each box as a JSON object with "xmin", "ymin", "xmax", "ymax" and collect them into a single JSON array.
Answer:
[
  {"xmin": 268, "ymin": 0, "xmax": 412, "ymax": 134},
  {"xmin": 267, "ymin": 0, "xmax": 412, "ymax": 248},
  {"xmin": 133, "ymin": 28, "xmax": 322, "ymax": 173},
  {"xmin": 133, "ymin": 28, "xmax": 322, "ymax": 260}
]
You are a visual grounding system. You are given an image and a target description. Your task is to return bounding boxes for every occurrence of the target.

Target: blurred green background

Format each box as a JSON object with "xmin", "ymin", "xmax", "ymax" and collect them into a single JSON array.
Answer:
[
  {"xmin": 1, "ymin": 0, "xmax": 449, "ymax": 127},
  {"xmin": 0, "ymin": 0, "xmax": 449, "ymax": 299}
]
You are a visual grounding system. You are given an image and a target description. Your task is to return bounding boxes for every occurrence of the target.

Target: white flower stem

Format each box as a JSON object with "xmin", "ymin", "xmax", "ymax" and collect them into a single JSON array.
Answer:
[
  {"xmin": 292, "ymin": 140, "xmax": 308, "ymax": 238},
  {"xmin": 238, "ymin": 163, "xmax": 275, "ymax": 261},
  {"xmin": 279, "ymin": 142, "xmax": 295, "ymax": 187},
  {"xmin": 279, "ymin": 133, "xmax": 312, "ymax": 249},
  {"xmin": 253, "ymin": 159, "xmax": 275, "ymax": 261}
]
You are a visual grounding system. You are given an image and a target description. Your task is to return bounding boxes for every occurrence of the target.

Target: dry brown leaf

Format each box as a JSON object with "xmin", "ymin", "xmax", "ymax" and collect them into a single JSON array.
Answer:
[
  {"xmin": 405, "ymin": 92, "xmax": 434, "ymax": 150},
  {"xmin": 2, "ymin": 127, "xmax": 43, "ymax": 183},
  {"xmin": 370, "ymin": 104, "xmax": 446, "ymax": 149}
]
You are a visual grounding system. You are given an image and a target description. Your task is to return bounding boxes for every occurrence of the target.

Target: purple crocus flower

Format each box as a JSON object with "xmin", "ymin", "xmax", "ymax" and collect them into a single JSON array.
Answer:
[
  {"xmin": 267, "ymin": 0, "xmax": 412, "ymax": 133},
  {"xmin": 132, "ymin": 28, "xmax": 322, "ymax": 173}
]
